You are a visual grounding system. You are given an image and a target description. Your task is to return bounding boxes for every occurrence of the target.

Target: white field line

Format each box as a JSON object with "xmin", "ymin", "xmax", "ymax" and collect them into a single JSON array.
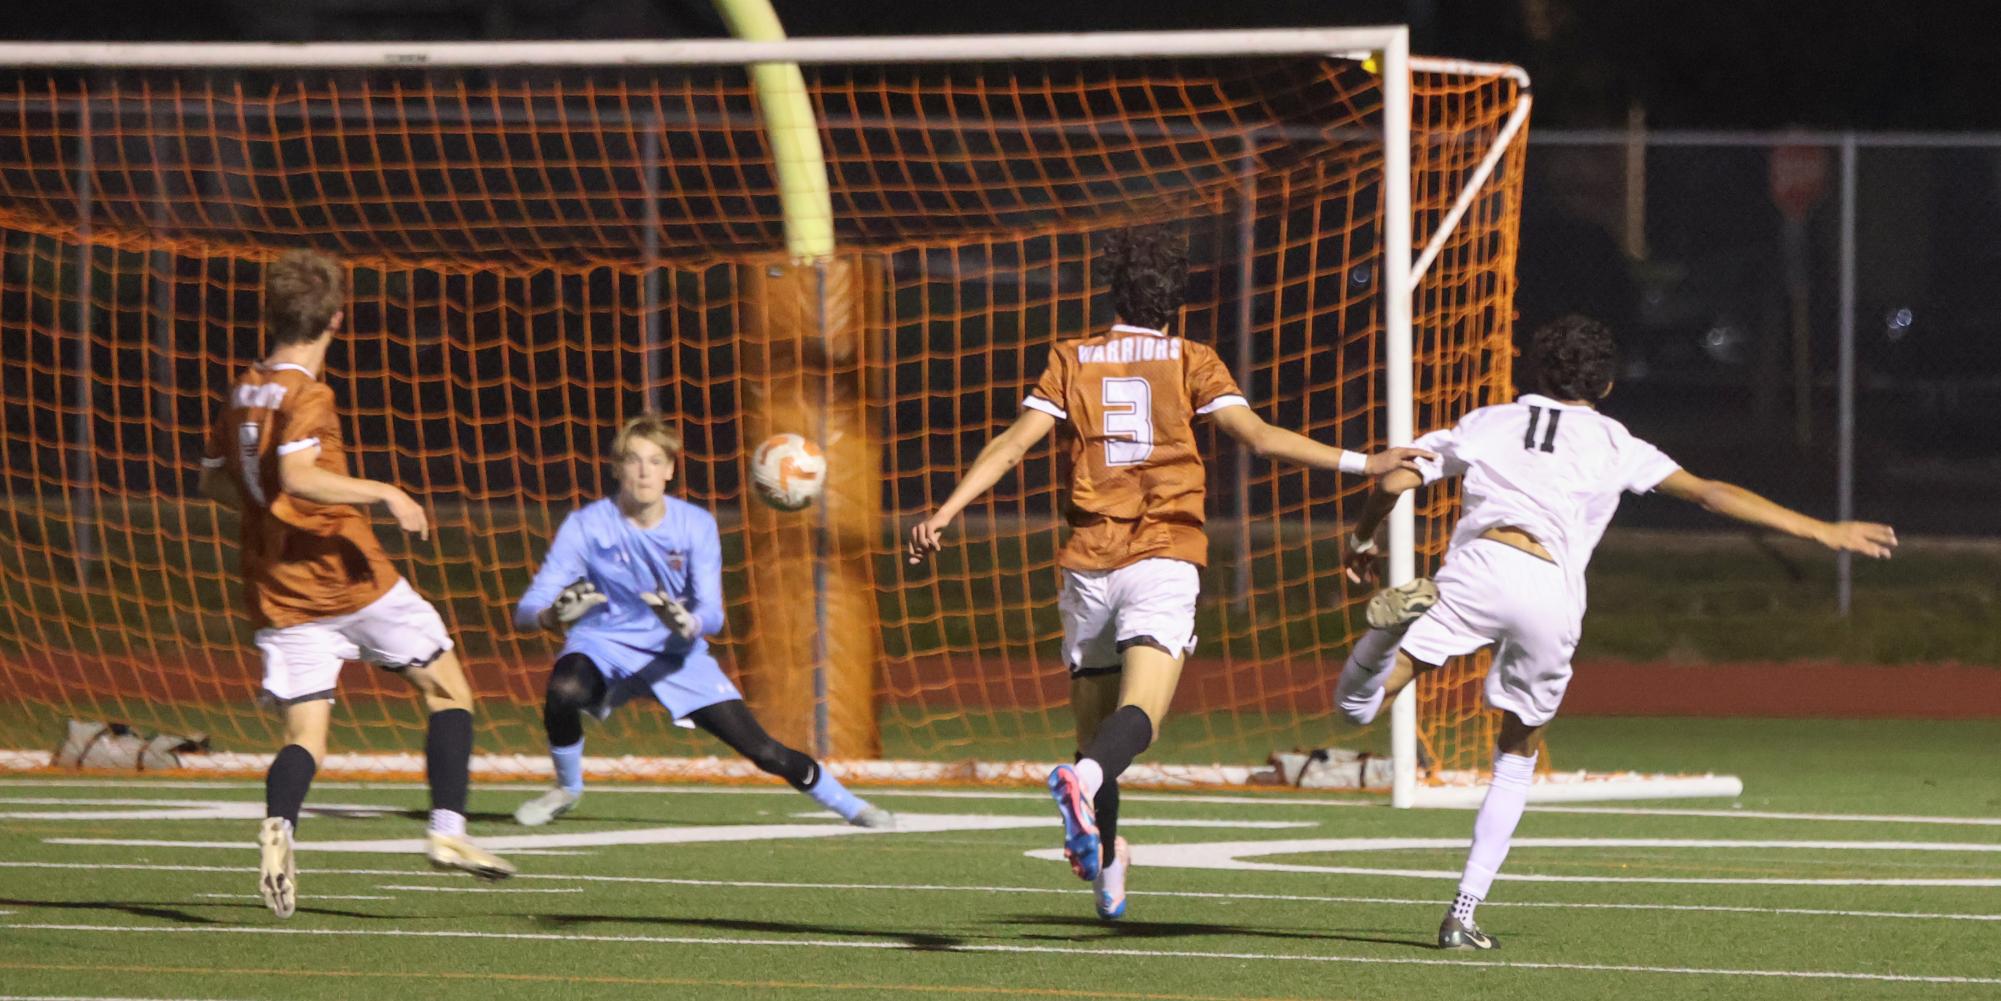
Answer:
[
  {"xmin": 0, "ymin": 992, "xmax": 250, "ymax": 1001},
  {"xmin": 4, "ymin": 922, "xmax": 1997, "ymax": 986},
  {"xmin": 4, "ymin": 861, "xmax": 1997, "ymax": 924},
  {"xmin": 374, "ymin": 884, "xmax": 583, "ymax": 894},
  {"xmin": 1537, "ymin": 804, "xmax": 2001, "ymax": 827},
  {"xmin": 194, "ymin": 893, "xmax": 393, "ymax": 901},
  {"xmin": 4, "ymin": 778, "xmax": 1998, "ymax": 826}
]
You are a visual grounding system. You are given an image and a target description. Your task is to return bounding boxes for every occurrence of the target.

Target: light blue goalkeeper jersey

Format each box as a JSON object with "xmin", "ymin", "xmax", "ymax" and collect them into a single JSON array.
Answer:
[{"xmin": 515, "ymin": 496, "xmax": 726, "ymax": 676}]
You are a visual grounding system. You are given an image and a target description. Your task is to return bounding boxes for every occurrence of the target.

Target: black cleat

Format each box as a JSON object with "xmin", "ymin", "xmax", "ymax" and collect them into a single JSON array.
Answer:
[{"xmin": 1438, "ymin": 913, "xmax": 1498, "ymax": 950}]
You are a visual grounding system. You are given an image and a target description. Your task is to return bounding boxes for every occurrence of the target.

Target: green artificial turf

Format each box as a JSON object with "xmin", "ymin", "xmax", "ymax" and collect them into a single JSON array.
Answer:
[{"xmin": 1, "ymin": 717, "xmax": 1997, "ymax": 1001}]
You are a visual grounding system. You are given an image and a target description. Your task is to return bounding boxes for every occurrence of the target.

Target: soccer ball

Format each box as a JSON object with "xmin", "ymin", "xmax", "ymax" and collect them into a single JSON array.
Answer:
[{"xmin": 750, "ymin": 433, "xmax": 827, "ymax": 511}]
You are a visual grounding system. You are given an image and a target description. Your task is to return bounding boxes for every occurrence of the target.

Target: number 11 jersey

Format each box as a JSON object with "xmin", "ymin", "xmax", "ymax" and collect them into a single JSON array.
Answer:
[
  {"xmin": 1412, "ymin": 393, "xmax": 1681, "ymax": 594},
  {"xmin": 1022, "ymin": 323, "xmax": 1248, "ymax": 572}
]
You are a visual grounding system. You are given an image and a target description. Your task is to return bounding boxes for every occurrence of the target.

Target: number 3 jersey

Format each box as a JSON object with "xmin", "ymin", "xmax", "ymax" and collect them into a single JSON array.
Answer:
[
  {"xmin": 1022, "ymin": 323, "xmax": 1249, "ymax": 571},
  {"xmin": 1412, "ymin": 393, "xmax": 1681, "ymax": 597},
  {"xmin": 203, "ymin": 362, "xmax": 400, "ymax": 628}
]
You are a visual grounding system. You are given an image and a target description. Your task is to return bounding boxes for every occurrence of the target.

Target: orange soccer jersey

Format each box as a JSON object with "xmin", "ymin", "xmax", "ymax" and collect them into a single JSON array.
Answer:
[
  {"xmin": 1024, "ymin": 323, "xmax": 1248, "ymax": 571},
  {"xmin": 203, "ymin": 363, "xmax": 400, "ymax": 629}
]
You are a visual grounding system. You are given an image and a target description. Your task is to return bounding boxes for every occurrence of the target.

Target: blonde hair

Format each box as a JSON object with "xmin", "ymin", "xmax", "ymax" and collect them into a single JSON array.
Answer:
[
  {"xmin": 611, "ymin": 413, "xmax": 684, "ymax": 468},
  {"xmin": 264, "ymin": 249, "xmax": 346, "ymax": 346}
]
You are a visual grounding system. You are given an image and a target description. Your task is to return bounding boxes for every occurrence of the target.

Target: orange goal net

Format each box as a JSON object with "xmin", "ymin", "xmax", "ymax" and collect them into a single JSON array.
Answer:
[{"xmin": 0, "ymin": 34, "xmax": 1531, "ymax": 791}]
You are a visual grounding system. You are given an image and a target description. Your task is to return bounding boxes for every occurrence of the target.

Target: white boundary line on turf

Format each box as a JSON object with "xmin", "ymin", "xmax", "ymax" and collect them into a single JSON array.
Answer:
[
  {"xmin": 0, "ymin": 996, "xmax": 251, "ymax": 1001},
  {"xmin": 4, "ymin": 922, "xmax": 1997, "ymax": 986},
  {"xmin": 375, "ymin": 884, "xmax": 583, "ymax": 894},
  {"xmin": 194, "ymin": 893, "xmax": 394, "ymax": 901},
  {"xmin": 5, "ymin": 862, "xmax": 1998, "ymax": 924},
  {"xmin": 1535, "ymin": 804, "xmax": 2001, "ymax": 827},
  {"xmin": 5, "ymin": 777, "xmax": 1998, "ymax": 826}
]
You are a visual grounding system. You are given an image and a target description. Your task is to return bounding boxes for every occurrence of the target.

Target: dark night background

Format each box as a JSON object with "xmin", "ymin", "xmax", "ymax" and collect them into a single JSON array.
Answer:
[
  {"xmin": 7, "ymin": 0, "xmax": 1998, "ymax": 534},
  {"xmin": 11, "ymin": 0, "xmax": 1997, "ymax": 131}
]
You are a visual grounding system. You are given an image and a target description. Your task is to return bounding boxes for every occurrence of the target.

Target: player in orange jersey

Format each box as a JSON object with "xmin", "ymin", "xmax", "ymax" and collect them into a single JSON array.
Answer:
[
  {"xmin": 907, "ymin": 224, "xmax": 1428, "ymax": 919},
  {"xmin": 199, "ymin": 250, "xmax": 513, "ymax": 919}
]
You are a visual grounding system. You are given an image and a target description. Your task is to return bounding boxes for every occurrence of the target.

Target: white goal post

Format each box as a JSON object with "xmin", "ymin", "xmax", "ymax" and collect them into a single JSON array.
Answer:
[{"xmin": 0, "ymin": 28, "xmax": 1737, "ymax": 808}]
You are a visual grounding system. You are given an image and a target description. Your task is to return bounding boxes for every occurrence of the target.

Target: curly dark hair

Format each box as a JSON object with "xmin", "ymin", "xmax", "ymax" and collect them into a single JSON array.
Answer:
[
  {"xmin": 1529, "ymin": 314, "xmax": 1618, "ymax": 402},
  {"xmin": 1093, "ymin": 224, "xmax": 1188, "ymax": 331}
]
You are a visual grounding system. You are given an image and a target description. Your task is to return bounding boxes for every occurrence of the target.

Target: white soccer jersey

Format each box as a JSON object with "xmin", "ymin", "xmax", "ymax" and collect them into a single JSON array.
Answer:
[{"xmin": 1413, "ymin": 394, "xmax": 1681, "ymax": 593}]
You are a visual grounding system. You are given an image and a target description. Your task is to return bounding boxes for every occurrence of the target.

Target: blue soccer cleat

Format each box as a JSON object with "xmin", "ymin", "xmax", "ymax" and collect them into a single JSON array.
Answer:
[{"xmin": 1047, "ymin": 764, "xmax": 1101, "ymax": 881}]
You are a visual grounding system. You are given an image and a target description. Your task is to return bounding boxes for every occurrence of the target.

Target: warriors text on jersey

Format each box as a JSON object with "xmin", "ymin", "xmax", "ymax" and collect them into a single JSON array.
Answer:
[
  {"xmin": 1022, "ymin": 324, "xmax": 1248, "ymax": 571},
  {"xmin": 203, "ymin": 363, "xmax": 400, "ymax": 628}
]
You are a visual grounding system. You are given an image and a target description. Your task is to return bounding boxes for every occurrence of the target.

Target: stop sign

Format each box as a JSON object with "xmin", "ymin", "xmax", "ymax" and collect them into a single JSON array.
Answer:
[{"xmin": 1769, "ymin": 143, "xmax": 1832, "ymax": 221}]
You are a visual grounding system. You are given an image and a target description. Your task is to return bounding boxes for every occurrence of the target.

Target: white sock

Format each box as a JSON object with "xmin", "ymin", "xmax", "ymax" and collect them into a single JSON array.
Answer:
[
  {"xmin": 1456, "ymin": 748, "xmax": 1538, "ymax": 901},
  {"xmin": 429, "ymin": 808, "xmax": 467, "ymax": 838},
  {"xmin": 1336, "ymin": 627, "xmax": 1402, "ymax": 724},
  {"xmin": 1073, "ymin": 758, "xmax": 1105, "ymax": 802}
]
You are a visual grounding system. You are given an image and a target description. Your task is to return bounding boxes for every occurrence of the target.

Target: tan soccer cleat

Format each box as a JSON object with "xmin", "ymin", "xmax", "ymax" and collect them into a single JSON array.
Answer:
[
  {"xmin": 257, "ymin": 817, "xmax": 297, "ymax": 919},
  {"xmin": 426, "ymin": 831, "xmax": 517, "ymax": 881},
  {"xmin": 1365, "ymin": 577, "xmax": 1440, "ymax": 631}
]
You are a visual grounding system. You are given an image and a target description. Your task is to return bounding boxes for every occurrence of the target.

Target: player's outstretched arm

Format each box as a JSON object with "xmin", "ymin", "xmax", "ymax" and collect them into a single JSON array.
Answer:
[
  {"xmin": 1653, "ymin": 470, "xmax": 1897, "ymax": 558},
  {"xmin": 517, "ymin": 516, "xmax": 602, "ymax": 632},
  {"xmin": 1340, "ymin": 469, "xmax": 1426, "ymax": 583},
  {"xmin": 277, "ymin": 447, "xmax": 430, "ymax": 540},
  {"xmin": 907, "ymin": 410, "xmax": 1058, "ymax": 565},
  {"xmin": 1206, "ymin": 406, "xmax": 1432, "ymax": 477}
]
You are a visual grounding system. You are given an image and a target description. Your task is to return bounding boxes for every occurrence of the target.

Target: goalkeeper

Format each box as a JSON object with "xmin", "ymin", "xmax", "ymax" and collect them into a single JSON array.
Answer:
[{"xmin": 512, "ymin": 414, "xmax": 891, "ymax": 830}]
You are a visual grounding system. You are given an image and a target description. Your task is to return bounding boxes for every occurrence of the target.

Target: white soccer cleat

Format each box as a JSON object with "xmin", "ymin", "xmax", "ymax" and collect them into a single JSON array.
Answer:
[
  {"xmin": 850, "ymin": 804, "xmax": 897, "ymax": 830},
  {"xmin": 1093, "ymin": 836, "xmax": 1130, "ymax": 920},
  {"xmin": 513, "ymin": 787, "xmax": 581, "ymax": 827},
  {"xmin": 427, "ymin": 831, "xmax": 517, "ymax": 881},
  {"xmin": 256, "ymin": 817, "xmax": 297, "ymax": 919},
  {"xmin": 1365, "ymin": 577, "xmax": 1439, "ymax": 631}
]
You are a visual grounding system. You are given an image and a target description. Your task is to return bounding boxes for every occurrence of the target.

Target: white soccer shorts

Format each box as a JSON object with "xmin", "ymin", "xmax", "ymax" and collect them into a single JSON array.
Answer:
[
  {"xmin": 1058, "ymin": 557, "xmax": 1201, "ymax": 674},
  {"xmin": 254, "ymin": 579, "xmax": 455, "ymax": 705},
  {"xmin": 1397, "ymin": 539, "xmax": 1582, "ymax": 728}
]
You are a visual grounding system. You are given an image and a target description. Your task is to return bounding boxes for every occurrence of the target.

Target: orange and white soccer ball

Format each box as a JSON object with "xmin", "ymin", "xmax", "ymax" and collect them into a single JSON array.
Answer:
[{"xmin": 750, "ymin": 433, "xmax": 827, "ymax": 511}]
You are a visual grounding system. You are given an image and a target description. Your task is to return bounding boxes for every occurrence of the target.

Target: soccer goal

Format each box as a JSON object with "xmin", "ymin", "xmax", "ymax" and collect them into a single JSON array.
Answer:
[{"xmin": 0, "ymin": 28, "xmax": 1737, "ymax": 807}]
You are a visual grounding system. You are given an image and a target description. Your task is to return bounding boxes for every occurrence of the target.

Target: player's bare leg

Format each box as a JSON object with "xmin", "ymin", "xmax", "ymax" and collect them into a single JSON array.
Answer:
[
  {"xmin": 1054, "ymin": 644, "xmax": 1182, "ymax": 884},
  {"xmin": 1440, "ymin": 712, "xmax": 1545, "ymax": 950},
  {"xmin": 259, "ymin": 699, "xmax": 329, "ymax": 919},
  {"xmin": 1069, "ymin": 671, "xmax": 1130, "ymax": 917},
  {"xmin": 402, "ymin": 650, "xmax": 514, "ymax": 880}
]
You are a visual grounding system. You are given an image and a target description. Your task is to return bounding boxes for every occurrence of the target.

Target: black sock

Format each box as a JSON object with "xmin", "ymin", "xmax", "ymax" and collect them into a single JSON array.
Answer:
[
  {"xmin": 425, "ymin": 708, "xmax": 474, "ymax": 816},
  {"xmin": 1081, "ymin": 705, "xmax": 1154, "ymax": 781},
  {"xmin": 1095, "ymin": 775, "xmax": 1120, "ymax": 862},
  {"xmin": 265, "ymin": 744, "xmax": 317, "ymax": 828}
]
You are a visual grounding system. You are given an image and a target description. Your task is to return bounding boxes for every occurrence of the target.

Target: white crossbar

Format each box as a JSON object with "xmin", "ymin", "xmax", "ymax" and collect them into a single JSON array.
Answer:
[{"xmin": 0, "ymin": 28, "xmax": 1405, "ymax": 68}]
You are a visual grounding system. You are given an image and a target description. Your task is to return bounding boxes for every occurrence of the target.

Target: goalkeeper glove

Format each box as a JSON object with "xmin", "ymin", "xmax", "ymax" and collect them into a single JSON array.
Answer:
[
  {"xmin": 541, "ymin": 579, "xmax": 608, "ymax": 630},
  {"xmin": 640, "ymin": 590, "xmax": 701, "ymax": 642}
]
